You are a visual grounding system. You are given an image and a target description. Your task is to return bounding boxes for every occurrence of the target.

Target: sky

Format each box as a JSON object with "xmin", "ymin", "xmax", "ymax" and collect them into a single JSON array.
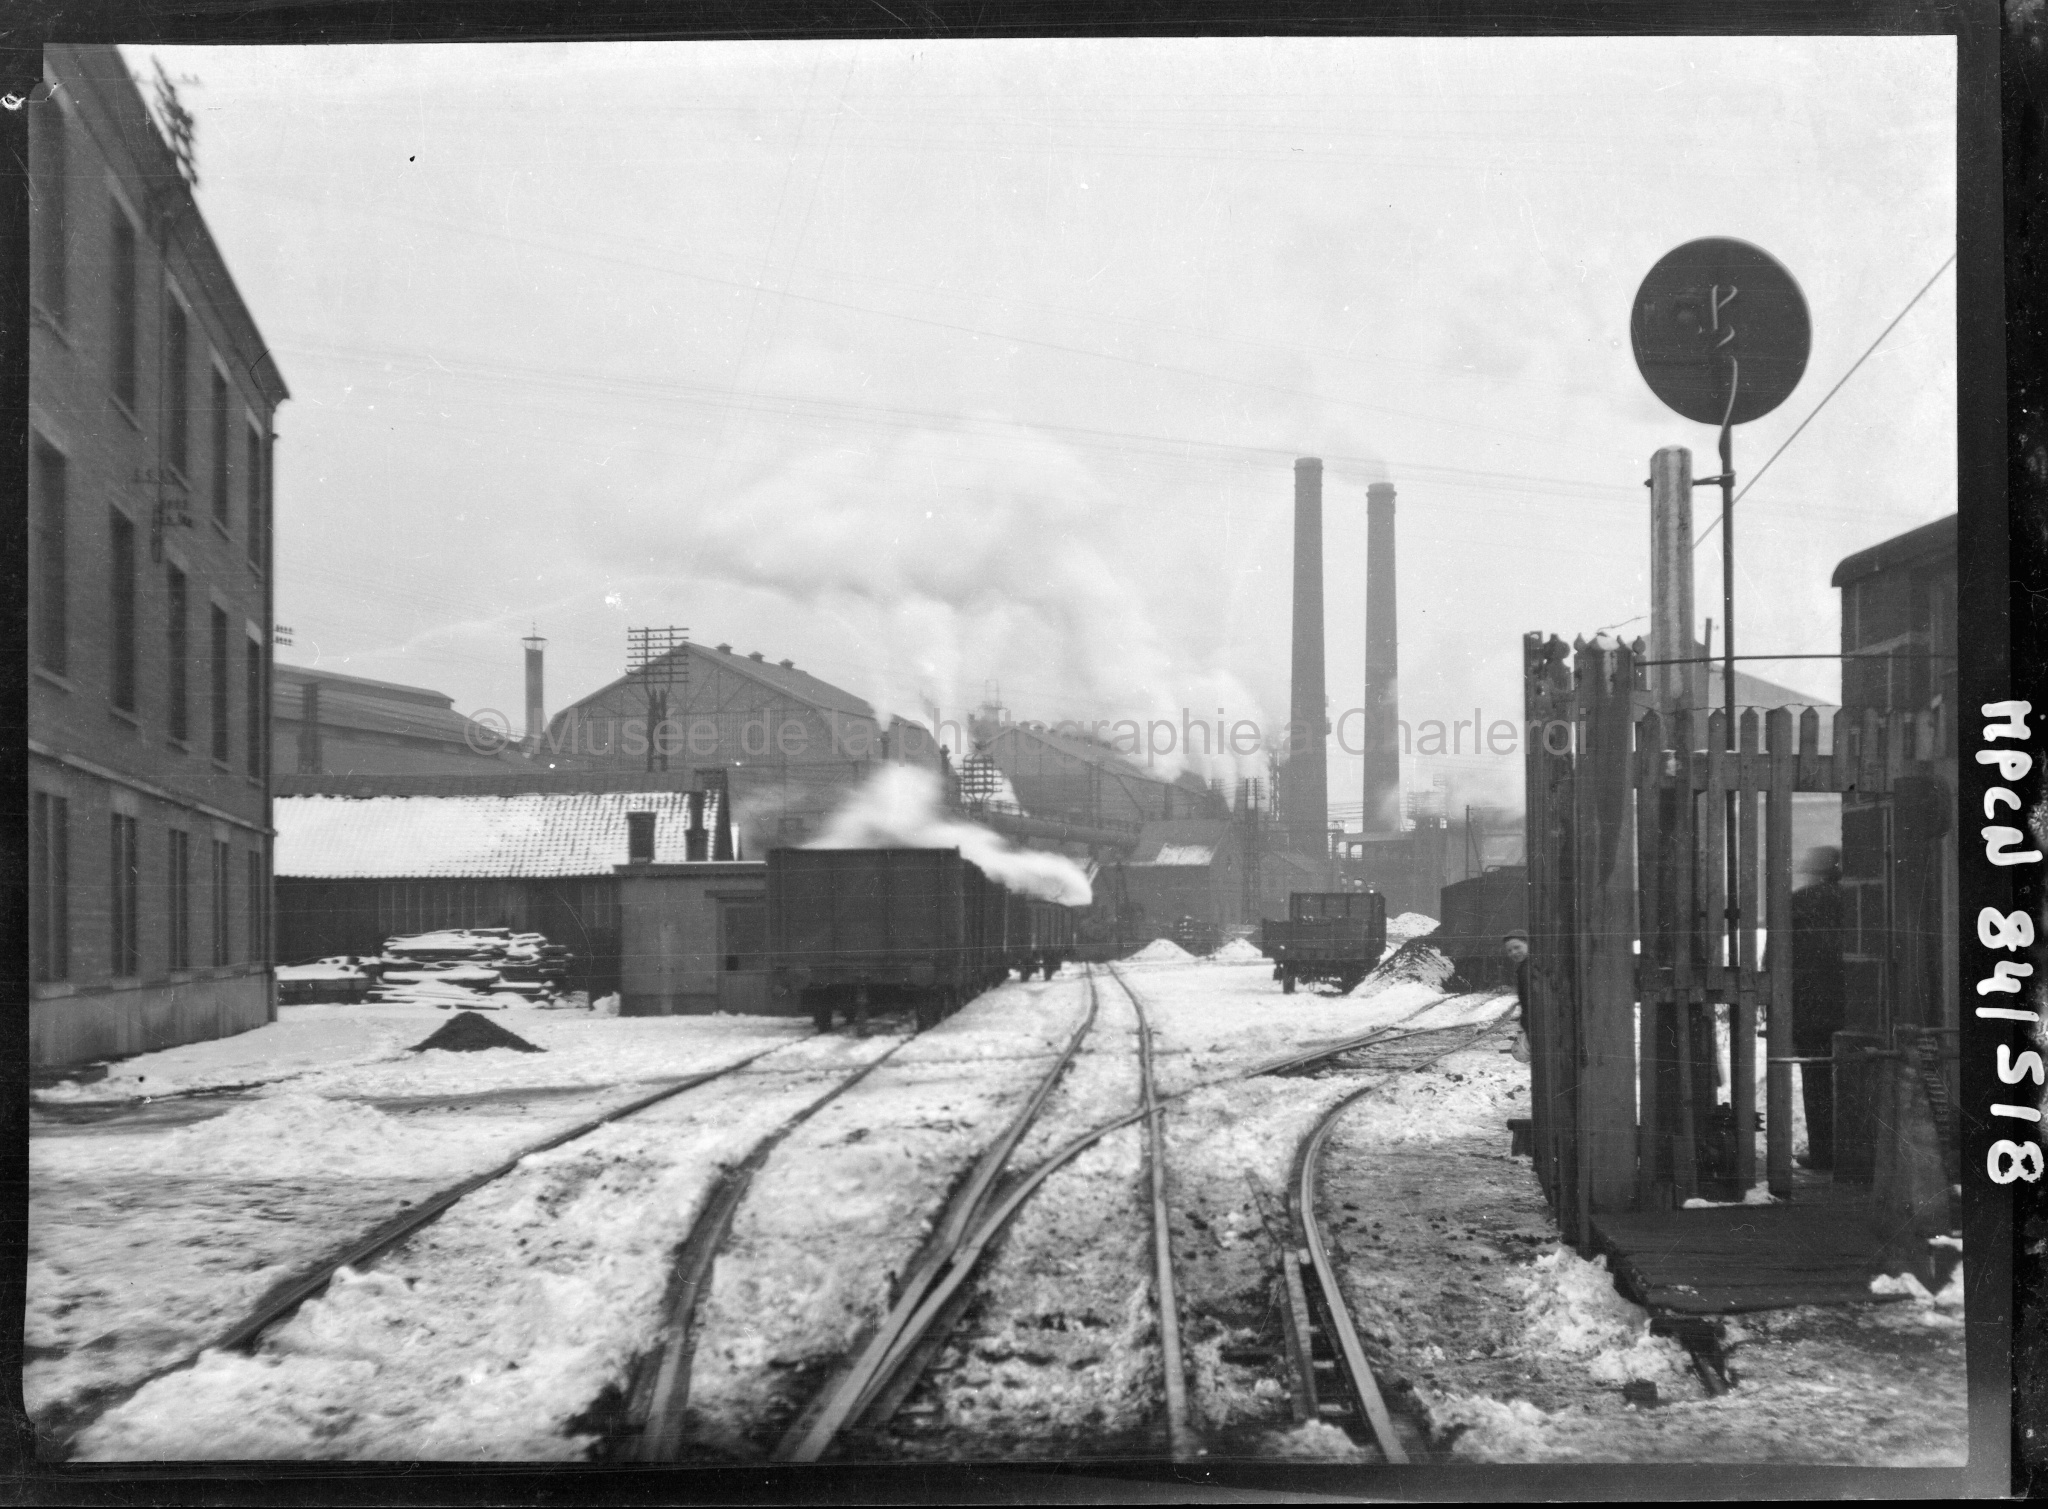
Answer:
[{"xmin": 135, "ymin": 35, "xmax": 1957, "ymax": 823}]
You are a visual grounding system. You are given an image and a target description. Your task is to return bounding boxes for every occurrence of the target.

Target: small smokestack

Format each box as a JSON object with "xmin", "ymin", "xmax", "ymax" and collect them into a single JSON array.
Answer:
[
  {"xmin": 523, "ymin": 630, "xmax": 546, "ymax": 751},
  {"xmin": 1363, "ymin": 482, "xmax": 1399, "ymax": 834},
  {"xmin": 1287, "ymin": 457, "xmax": 1328, "ymax": 854}
]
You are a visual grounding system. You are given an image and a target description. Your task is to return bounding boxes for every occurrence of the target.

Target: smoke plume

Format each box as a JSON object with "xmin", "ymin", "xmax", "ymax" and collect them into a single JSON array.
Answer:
[{"xmin": 806, "ymin": 764, "xmax": 1094, "ymax": 906}]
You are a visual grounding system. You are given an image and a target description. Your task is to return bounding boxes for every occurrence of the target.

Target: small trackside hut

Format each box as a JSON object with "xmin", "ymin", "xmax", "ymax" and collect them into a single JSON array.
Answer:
[{"xmin": 1258, "ymin": 890, "xmax": 1388, "ymax": 994}]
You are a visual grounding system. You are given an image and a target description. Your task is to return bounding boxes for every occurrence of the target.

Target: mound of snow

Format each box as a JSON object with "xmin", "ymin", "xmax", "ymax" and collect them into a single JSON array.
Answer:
[
  {"xmin": 1127, "ymin": 938, "xmax": 1193, "ymax": 962},
  {"xmin": 135, "ymin": 1092, "xmax": 479, "ymax": 1180},
  {"xmin": 1210, "ymin": 937, "xmax": 1266, "ymax": 964},
  {"xmin": 1510, "ymin": 1248, "xmax": 1687, "ymax": 1386},
  {"xmin": 1386, "ymin": 911, "xmax": 1440, "ymax": 943},
  {"xmin": 1351, "ymin": 939, "xmax": 1455, "ymax": 995}
]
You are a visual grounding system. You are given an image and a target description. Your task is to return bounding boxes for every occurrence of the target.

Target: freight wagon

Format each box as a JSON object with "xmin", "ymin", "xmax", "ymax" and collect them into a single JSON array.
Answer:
[
  {"xmin": 1433, "ymin": 865, "xmax": 1528, "ymax": 988},
  {"xmin": 765, "ymin": 848, "xmax": 1073, "ymax": 1032},
  {"xmin": 1258, "ymin": 890, "xmax": 1387, "ymax": 994}
]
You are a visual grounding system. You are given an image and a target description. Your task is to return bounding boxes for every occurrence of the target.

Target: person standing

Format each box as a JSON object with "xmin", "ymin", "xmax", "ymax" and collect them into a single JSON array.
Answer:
[
  {"xmin": 1503, "ymin": 929, "xmax": 1531, "ymax": 1060},
  {"xmin": 1786, "ymin": 847, "xmax": 1847, "ymax": 1169}
]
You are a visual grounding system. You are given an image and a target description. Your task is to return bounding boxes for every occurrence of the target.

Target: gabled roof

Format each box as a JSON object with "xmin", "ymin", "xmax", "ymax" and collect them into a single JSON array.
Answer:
[
  {"xmin": 1830, "ymin": 514, "xmax": 1956, "ymax": 588},
  {"xmin": 276, "ymin": 791, "xmax": 725, "ymax": 878},
  {"xmin": 273, "ymin": 665, "xmax": 511, "ymax": 751},
  {"xmin": 559, "ymin": 643, "xmax": 878, "ymax": 727},
  {"xmin": 984, "ymin": 722, "xmax": 1208, "ymax": 793}
]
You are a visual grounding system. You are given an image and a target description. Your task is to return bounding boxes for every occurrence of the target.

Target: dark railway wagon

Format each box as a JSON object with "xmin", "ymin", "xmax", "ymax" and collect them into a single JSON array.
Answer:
[
  {"xmin": 1258, "ymin": 890, "xmax": 1388, "ymax": 994},
  {"xmin": 1434, "ymin": 865, "xmax": 1528, "ymax": 988},
  {"xmin": 766, "ymin": 847, "xmax": 1078, "ymax": 1032}
]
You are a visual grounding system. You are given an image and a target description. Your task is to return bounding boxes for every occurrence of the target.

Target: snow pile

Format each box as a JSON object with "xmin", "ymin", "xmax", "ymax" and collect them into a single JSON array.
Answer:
[
  {"xmin": 1258, "ymin": 1419, "xmax": 1373, "ymax": 1460},
  {"xmin": 1510, "ymin": 1248, "xmax": 1688, "ymax": 1388},
  {"xmin": 1870, "ymin": 1264, "xmax": 1966, "ymax": 1330},
  {"xmin": 1351, "ymin": 939, "xmax": 1455, "ymax": 995},
  {"xmin": 1386, "ymin": 912, "xmax": 1440, "ymax": 944},
  {"xmin": 1125, "ymin": 938, "xmax": 1194, "ymax": 963},
  {"xmin": 806, "ymin": 763, "xmax": 1092, "ymax": 905},
  {"xmin": 1210, "ymin": 937, "xmax": 1265, "ymax": 964},
  {"xmin": 132, "ymin": 1092, "xmax": 497, "ymax": 1182}
]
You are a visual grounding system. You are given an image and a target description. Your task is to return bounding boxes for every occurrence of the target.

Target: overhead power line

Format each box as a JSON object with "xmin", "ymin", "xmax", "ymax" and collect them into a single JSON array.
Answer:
[{"xmin": 1693, "ymin": 253, "xmax": 1955, "ymax": 550}]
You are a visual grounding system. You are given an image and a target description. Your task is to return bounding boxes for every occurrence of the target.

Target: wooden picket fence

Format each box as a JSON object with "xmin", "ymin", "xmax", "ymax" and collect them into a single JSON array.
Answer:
[{"xmin": 1522, "ymin": 632, "xmax": 1937, "ymax": 1247}]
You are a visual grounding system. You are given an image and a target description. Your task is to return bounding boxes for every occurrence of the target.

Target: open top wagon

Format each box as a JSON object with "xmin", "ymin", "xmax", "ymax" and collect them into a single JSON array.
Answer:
[{"xmin": 1258, "ymin": 889, "xmax": 1388, "ymax": 994}]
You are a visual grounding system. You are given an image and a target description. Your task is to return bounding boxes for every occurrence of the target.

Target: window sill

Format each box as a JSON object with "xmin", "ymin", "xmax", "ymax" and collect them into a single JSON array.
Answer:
[
  {"xmin": 109, "ymin": 705, "xmax": 141, "ymax": 730},
  {"xmin": 31, "ymin": 981, "xmax": 76, "ymax": 1000},
  {"xmin": 168, "ymin": 735, "xmax": 192, "ymax": 753},
  {"xmin": 109, "ymin": 393, "xmax": 141, "ymax": 431},
  {"xmin": 33, "ymin": 666, "xmax": 74, "ymax": 693},
  {"xmin": 212, "ymin": 757, "xmax": 233, "ymax": 773}
]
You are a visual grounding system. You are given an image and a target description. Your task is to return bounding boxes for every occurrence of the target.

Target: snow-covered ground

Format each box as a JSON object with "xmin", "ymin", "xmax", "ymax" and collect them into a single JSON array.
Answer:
[
  {"xmin": 29, "ymin": 1004, "xmax": 812, "ymax": 1446},
  {"xmin": 31, "ymin": 951, "xmax": 1966, "ymax": 1466}
]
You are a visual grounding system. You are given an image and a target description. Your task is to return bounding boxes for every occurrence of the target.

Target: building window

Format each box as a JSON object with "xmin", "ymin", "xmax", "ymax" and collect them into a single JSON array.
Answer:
[
  {"xmin": 111, "ymin": 814, "xmax": 139, "ymax": 976},
  {"xmin": 211, "ymin": 606, "xmax": 230, "ymax": 762},
  {"xmin": 31, "ymin": 793, "xmax": 70, "ymax": 982},
  {"xmin": 167, "ymin": 566, "xmax": 188, "ymax": 742},
  {"xmin": 111, "ymin": 209, "xmax": 138, "ymax": 410},
  {"xmin": 166, "ymin": 300, "xmax": 190, "ymax": 477},
  {"xmin": 168, "ymin": 827, "xmax": 191, "ymax": 970},
  {"xmin": 34, "ymin": 98, "xmax": 66, "ymax": 321},
  {"xmin": 211, "ymin": 368, "xmax": 230, "ymax": 524},
  {"xmin": 33, "ymin": 438, "xmax": 66, "ymax": 676},
  {"xmin": 212, "ymin": 839, "xmax": 231, "ymax": 966},
  {"xmin": 246, "ymin": 635, "xmax": 263, "ymax": 776},
  {"xmin": 245, "ymin": 423, "xmax": 264, "ymax": 568},
  {"xmin": 110, "ymin": 510, "xmax": 136, "ymax": 712},
  {"xmin": 247, "ymin": 847, "xmax": 266, "ymax": 964}
]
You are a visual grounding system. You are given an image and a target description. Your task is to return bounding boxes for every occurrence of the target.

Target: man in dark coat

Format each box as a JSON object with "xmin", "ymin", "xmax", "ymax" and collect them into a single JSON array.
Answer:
[
  {"xmin": 1787, "ymin": 847, "xmax": 1846, "ymax": 1169},
  {"xmin": 1502, "ymin": 929, "xmax": 1531, "ymax": 1059}
]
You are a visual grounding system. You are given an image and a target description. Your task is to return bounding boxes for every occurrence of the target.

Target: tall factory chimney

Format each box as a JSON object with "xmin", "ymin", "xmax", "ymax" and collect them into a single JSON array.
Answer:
[
  {"xmin": 1362, "ymin": 481, "xmax": 1401, "ymax": 834},
  {"xmin": 1286, "ymin": 457, "xmax": 1329, "ymax": 858},
  {"xmin": 522, "ymin": 629, "xmax": 547, "ymax": 752}
]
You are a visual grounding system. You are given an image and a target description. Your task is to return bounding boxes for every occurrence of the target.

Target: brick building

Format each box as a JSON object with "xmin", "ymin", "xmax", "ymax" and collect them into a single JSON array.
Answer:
[
  {"xmin": 28, "ymin": 45, "xmax": 289, "ymax": 1067},
  {"xmin": 1832, "ymin": 515, "xmax": 1958, "ymax": 1048},
  {"xmin": 538, "ymin": 640, "xmax": 943, "ymax": 850}
]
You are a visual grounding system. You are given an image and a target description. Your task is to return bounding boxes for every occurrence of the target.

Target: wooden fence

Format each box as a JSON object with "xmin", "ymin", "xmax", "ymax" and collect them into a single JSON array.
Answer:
[{"xmin": 1523, "ymin": 632, "xmax": 1936, "ymax": 1246}]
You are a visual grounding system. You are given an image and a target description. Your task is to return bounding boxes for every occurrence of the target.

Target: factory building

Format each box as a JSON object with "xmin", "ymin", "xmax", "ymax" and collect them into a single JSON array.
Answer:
[
  {"xmin": 538, "ymin": 641, "xmax": 944, "ymax": 851},
  {"xmin": 273, "ymin": 663, "xmax": 525, "ymax": 780},
  {"xmin": 27, "ymin": 45, "xmax": 289, "ymax": 1068},
  {"xmin": 971, "ymin": 718, "xmax": 1224, "ymax": 830}
]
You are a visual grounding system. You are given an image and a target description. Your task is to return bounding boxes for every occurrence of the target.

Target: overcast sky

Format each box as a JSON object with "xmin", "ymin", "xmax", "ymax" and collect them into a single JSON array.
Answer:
[{"xmin": 137, "ymin": 35, "xmax": 1956, "ymax": 820}]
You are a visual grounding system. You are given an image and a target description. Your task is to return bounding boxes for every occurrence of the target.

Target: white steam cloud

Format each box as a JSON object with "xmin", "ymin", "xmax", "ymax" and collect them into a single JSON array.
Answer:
[
  {"xmin": 671, "ymin": 424, "xmax": 1274, "ymax": 782},
  {"xmin": 806, "ymin": 764, "xmax": 1094, "ymax": 906}
]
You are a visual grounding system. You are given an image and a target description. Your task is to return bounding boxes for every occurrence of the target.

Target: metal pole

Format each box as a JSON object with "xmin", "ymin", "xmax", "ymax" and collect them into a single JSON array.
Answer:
[{"xmin": 1718, "ymin": 365, "xmax": 1741, "ymax": 1141}]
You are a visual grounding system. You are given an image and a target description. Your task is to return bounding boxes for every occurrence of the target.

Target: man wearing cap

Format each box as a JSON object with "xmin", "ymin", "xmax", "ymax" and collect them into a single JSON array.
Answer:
[{"xmin": 1503, "ymin": 929, "xmax": 1531, "ymax": 1060}]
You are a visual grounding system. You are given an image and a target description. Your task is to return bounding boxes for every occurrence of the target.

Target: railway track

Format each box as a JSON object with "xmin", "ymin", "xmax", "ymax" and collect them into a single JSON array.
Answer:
[
  {"xmin": 43, "ymin": 1033, "xmax": 890, "ymax": 1459},
  {"xmin": 1267, "ymin": 1015, "xmax": 1514, "ymax": 1462}
]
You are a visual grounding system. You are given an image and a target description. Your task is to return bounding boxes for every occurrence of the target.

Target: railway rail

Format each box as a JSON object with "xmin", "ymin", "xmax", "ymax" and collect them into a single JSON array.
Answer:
[
  {"xmin": 45, "ymin": 1033, "xmax": 900, "ymax": 1458},
  {"xmin": 1270, "ymin": 1015, "xmax": 1514, "ymax": 1461}
]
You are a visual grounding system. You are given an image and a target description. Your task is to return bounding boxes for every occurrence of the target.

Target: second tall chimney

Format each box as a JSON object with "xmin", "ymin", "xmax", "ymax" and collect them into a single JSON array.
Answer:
[
  {"xmin": 1362, "ymin": 481, "xmax": 1400, "ymax": 834},
  {"xmin": 523, "ymin": 630, "xmax": 547, "ymax": 751},
  {"xmin": 1286, "ymin": 457, "xmax": 1329, "ymax": 856}
]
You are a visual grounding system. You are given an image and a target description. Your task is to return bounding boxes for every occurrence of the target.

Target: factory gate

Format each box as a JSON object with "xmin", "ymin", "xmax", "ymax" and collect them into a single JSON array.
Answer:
[{"xmin": 1522, "ymin": 633, "xmax": 1940, "ymax": 1250}]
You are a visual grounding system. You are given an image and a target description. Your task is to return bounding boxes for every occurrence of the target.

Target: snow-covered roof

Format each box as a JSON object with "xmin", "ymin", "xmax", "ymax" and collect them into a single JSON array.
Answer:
[{"xmin": 275, "ymin": 792, "xmax": 724, "ymax": 878}]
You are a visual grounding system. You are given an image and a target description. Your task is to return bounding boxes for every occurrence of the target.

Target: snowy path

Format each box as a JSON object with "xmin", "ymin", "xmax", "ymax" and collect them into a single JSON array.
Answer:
[
  {"xmin": 66, "ymin": 1030, "xmax": 901, "ymax": 1460},
  {"xmin": 678, "ymin": 975, "xmax": 1095, "ymax": 1460},
  {"xmin": 1318, "ymin": 1037, "xmax": 1967, "ymax": 1465},
  {"xmin": 28, "ymin": 1010, "xmax": 811, "ymax": 1449}
]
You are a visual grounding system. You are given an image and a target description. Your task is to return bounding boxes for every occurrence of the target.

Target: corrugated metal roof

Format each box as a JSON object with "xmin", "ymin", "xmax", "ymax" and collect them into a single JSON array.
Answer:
[{"xmin": 276, "ymin": 792, "xmax": 719, "ymax": 878}]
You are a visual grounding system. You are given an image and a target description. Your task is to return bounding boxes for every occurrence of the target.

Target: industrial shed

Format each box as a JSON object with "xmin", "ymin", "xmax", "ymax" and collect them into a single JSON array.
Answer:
[{"xmin": 274, "ymin": 788, "xmax": 734, "ymax": 997}]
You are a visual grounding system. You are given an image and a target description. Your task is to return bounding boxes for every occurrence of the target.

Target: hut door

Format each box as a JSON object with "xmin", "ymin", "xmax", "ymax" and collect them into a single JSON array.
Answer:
[{"xmin": 716, "ymin": 899, "xmax": 771, "ymax": 1015}]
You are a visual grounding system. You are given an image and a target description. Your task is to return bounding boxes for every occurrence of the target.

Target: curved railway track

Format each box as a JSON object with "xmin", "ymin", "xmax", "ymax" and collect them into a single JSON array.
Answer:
[
  {"xmin": 1274, "ymin": 1013, "xmax": 1515, "ymax": 1461},
  {"xmin": 44, "ymin": 1033, "xmax": 900, "ymax": 1459}
]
